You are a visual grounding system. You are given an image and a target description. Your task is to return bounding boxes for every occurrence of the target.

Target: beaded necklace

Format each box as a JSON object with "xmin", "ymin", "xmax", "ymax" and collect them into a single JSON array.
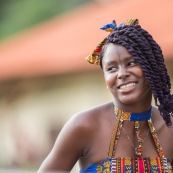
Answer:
[
  {"xmin": 114, "ymin": 108, "xmax": 151, "ymax": 157},
  {"xmin": 111, "ymin": 106, "xmax": 152, "ymax": 157}
]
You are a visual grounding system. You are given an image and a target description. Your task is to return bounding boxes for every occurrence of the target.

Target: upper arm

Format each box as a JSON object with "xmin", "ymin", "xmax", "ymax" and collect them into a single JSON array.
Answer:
[{"xmin": 37, "ymin": 113, "xmax": 91, "ymax": 172}]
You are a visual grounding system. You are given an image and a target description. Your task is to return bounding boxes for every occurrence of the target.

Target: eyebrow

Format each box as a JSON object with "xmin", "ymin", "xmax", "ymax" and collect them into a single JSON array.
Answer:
[{"xmin": 119, "ymin": 56, "xmax": 134, "ymax": 61}]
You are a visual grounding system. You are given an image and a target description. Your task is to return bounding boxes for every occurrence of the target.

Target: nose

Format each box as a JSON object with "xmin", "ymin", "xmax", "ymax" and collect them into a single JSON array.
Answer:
[{"xmin": 117, "ymin": 67, "xmax": 130, "ymax": 79}]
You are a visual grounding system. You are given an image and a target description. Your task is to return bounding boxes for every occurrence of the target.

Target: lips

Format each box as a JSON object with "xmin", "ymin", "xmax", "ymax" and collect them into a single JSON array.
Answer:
[{"xmin": 118, "ymin": 82, "xmax": 137, "ymax": 90}]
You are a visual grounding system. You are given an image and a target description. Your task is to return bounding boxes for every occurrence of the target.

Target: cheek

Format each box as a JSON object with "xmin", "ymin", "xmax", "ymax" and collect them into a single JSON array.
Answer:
[
  {"xmin": 104, "ymin": 73, "xmax": 117, "ymax": 89},
  {"xmin": 135, "ymin": 67, "xmax": 143, "ymax": 76},
  {"xmin": 135, "ymin": 67, "xmax": 147, "ymax": 81}
]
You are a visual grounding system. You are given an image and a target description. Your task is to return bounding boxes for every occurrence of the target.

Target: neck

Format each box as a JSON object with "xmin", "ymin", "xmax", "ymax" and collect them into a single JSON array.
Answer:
[{"xmin": 113, "ymin": 99, "xmax": 152, "ymax": 113}]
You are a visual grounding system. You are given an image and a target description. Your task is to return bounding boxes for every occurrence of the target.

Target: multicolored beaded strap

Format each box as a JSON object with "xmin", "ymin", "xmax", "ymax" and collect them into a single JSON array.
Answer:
[
  {"xmin": 108, "ymin": 109, "xmax": 124, "ymax": 158},
  {"xmin": 86, "ymin": 18, "xmax": 139, "ymax": 65},
  {"xmin": 147, "ymin": 119, "xmax": 164, "ymax": 159},
  {"xmin": 134, "ymin": 121, "xmax": 143, "ymax": 157}
]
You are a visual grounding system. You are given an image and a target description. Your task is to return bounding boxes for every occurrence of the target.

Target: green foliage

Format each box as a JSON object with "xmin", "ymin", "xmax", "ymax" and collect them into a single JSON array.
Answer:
[{"xmin": 0, "ymin": 0, "xmax": 92, "ymax": 40}]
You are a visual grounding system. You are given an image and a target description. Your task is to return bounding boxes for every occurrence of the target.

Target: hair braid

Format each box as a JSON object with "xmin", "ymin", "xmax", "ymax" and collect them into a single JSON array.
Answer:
[
  {"xmin": 139, "ymin": 28, "xmax": 171, "ymax": 90},
  {"xmin": 100, "ymin": 25, "xmax": 173, "ymax": 126}
]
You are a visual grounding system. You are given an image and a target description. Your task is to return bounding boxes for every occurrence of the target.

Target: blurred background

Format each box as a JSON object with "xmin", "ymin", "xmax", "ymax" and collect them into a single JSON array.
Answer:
[{"xmin": 0, "ymin": 0, "xmax": 172, "ymax": 172}]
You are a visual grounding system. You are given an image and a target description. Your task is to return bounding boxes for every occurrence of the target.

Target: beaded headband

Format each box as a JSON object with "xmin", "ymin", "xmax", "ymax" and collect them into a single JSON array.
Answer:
[{"xmin": 86, "ymin": 18, "xmax": 139, "ymax": 65}]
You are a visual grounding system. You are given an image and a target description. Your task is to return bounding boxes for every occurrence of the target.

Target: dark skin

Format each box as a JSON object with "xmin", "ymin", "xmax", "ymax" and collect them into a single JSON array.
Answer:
[{"xmin": 37, "ymin": 44, "xmax": 173, "ymax": 172}]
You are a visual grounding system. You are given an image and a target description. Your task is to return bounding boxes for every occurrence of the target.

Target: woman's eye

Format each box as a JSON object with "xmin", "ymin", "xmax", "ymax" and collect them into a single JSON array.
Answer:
[
  {"xmin": 107, "ymin": 66, "xmax": 117, "ymax": 72},
  {"xmin": 128, "ymin": 61, "xmax": 138, "ymax": 66}
]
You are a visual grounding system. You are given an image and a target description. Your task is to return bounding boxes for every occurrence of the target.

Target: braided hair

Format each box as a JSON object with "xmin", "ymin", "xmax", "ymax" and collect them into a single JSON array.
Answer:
[{"xmin": 100, "ymin": 25, "xmax": 173, "ymax": 127}]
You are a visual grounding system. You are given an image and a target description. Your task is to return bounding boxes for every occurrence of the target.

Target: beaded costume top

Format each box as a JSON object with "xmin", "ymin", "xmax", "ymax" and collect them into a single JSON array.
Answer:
[{"xmin": 80, "ymin": 107, "xmax": 173, "ymax": 173}]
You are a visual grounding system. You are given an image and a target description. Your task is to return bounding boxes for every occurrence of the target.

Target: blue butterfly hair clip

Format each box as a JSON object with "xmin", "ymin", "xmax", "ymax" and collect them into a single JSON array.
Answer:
[{"xmin": 100, "ymin": 20, "xmax": 117, "ymax": 32}]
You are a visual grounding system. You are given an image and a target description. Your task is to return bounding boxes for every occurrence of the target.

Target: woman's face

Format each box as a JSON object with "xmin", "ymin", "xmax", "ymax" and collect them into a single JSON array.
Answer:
[{"xmin": 102, "ymin": 43, "xmax": 152, "ymax": 106}]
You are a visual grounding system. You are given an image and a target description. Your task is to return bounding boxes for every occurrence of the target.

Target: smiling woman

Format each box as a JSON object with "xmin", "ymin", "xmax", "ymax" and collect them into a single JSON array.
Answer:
[{"xmin": 37, "ymin": 18, "xmax": 173, "ymax": 173}]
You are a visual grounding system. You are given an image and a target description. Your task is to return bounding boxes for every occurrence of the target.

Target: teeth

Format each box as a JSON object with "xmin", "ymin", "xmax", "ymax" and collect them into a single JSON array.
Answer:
[{"xmin": 120, "ymin": 83, "xmax": 136, "ymax": 89}]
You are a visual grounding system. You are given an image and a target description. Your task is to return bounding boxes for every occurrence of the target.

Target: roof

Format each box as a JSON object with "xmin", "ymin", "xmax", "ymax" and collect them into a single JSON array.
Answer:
[{"xmin": 0, "ymin": 0, "xmax": 173, "ymax": 80}]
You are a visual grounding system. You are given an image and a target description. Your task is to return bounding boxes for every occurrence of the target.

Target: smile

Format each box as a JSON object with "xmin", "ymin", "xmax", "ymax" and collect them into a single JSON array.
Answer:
[{"xmin": 119, "ymin": 82, "xmax": 136, "ymax": 90}]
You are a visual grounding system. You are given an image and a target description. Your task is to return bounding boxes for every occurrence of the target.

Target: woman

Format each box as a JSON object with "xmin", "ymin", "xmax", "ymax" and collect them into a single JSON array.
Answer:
[{"xmin": 38, "ymin": 18, "xmax": 173, "ymax": 172}]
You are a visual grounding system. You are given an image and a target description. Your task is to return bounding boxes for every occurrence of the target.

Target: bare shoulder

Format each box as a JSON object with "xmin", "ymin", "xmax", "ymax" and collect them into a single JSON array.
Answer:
[
  {"xmin": 152, "ymin": 106, "xmax": 173, "ymax": 160},
  {"xmin": 152, "ymin": 106, "xmax": 173, "ymax": 133},
  {"xmin": 56, "ymin": 102, "xmax": 113, "ymax": 146},
  {"xmin": 54, "ymin": 102, "xmax": 113, "ymax": 159},
  {"xmin": 69, "ymin": 102, "xmax": 113, "ymax": 130}
]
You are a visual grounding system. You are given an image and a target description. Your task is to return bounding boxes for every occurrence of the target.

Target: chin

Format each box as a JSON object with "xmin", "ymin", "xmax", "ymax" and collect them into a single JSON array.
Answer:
[
  {"xmin": 118, "ymin": 95, "xmax": 140, "ymax": 105},
  {"xmin": 120, "ymin": 100, "xmax": 136, "ymax": 105}
]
